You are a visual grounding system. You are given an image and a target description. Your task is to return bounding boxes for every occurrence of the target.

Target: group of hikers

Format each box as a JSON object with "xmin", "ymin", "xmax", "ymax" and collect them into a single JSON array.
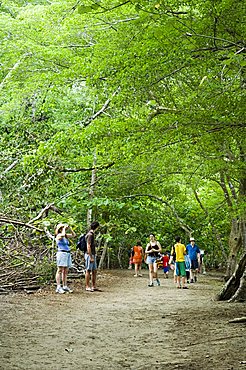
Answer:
[
  {"xmin": 129, "ymin": 234, "xmax": 205, "ymax": 289},
  {"xmin": 54, "ymin": 221, "xmax": 100, "ymax": 293},
  {"xmin": 54, "ymin": 221, "xmax": 204, "ymax": 293}
]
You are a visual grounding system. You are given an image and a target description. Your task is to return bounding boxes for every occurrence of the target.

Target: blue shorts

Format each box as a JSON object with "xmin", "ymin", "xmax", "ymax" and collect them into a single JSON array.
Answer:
[
  {"xmin": 56, "ymin": 251, "xmax": 72, "ymax": 268},
  {"xmin": 163, "ymin": 266, "xmax": 169, "ymax": 273},
  {"xmin": 146, "ymin": 256, "xmax": 157, "ymax": 265},
  {"xmin": 85, "ymin": 254, "xmax": 97, "ymax": 271}
]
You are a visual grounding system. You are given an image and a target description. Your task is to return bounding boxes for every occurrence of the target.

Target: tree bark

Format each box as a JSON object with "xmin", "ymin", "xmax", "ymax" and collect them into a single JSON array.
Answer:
[
  {"xmin": 216, "ymin": 251, "xmax": 246, "ymax": 301},
  {"xmin": 224, "ymin": 218, "xmax": 242, "ymax": 281},
  {"xmin": 98, "ymin": 241, "xmax": 108, "ymax": 270},
  {"xmin": 87, "ymin": 154, "xmax": 97, "ymax": 227},
  {"xmin": 229, "ymin": 270, "xmax": 246, "ymax": 302}
]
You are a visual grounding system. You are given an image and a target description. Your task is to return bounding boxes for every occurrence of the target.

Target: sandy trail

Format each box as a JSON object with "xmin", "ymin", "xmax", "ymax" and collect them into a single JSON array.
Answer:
[{"xmin": 0, "ymin": 269, "xmax": 245, "ymax": 370}]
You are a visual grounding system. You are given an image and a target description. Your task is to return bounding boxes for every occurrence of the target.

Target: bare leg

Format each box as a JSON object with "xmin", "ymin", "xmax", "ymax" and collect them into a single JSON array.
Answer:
[
  {"xmin": 85, "ymin": 270, "xmax": 91, "ymax": 289},
  {"xmin": 92, "ymin": 270, "xmax": 97, "ymax": 289},
  {"xmin": 190, "ymin": 269, "xmax": 194, "ymax": 281},
  {"xmin": 177, "ymin": 275, "xmax": 181, "ymax": 287},
  {"xmin": 56, "ymin": 267, "xmax": 63, "ymax": 286},
  {"xmin": 148, "ymin": 264, "xmax": 153, "ymax": 284},
  {"xmin": 138, "ymin": 264, "xmax": 142, "ymax": 276},
  {"xmin": 62, "ymin": 267, "xmax": 69, "ymax": 287}
]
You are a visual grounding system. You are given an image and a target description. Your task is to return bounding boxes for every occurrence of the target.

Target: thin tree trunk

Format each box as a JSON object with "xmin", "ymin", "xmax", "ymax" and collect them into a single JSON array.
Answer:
[
  {"xmin": 193, "ymin": 189, "xmax": 227, "ymax": 260},
  {"xmin": 117, "ymin": 245, "xmax": 123, "ymax": 269},
  {"xmin": 87, "ymin": 154, "xmax": 97, "ymax": 227},
  {"xmin": 98, "ymin": 241, "xmax": 108, "ymax": 270}
]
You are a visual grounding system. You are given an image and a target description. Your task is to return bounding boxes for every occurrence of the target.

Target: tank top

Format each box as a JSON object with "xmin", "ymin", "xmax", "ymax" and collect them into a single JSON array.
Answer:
[
  {"xmin": 147, "ymin": 243, "xmax": 159, "ymax": 257},
  {"xmin": 56, "ymin": 237, "xmax": 70, "ymax": 252}
]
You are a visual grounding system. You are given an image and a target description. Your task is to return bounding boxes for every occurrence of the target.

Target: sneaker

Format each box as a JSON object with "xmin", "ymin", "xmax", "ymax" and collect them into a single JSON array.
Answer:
[
  {"xmin": 156, "ymin": 279, "xmax": 160, "ymax": 286},
  {"xmin": 148, "ymin": 282, "xmax": 153, "ymax": 287},
  {"xmin": 138, "ymin": 274, "xmax": 142, "ymax": 277},
  {"xmin": 63, "ymin": 286, "xmax": 73, "ymax": 293},
  {"xmin": 194, "ymin": 276, "xmax": 197, "ymax": 282},
  {"xmin": 56, "ymin": 287, "xmax": 65, "ymax": 294},
  {"xmin": 190, "ymin": 279, "xmax": 194, "ymax": 283},
  {"xmin": 134, "ymin": 274, "xmax": 138, "ymax": 277}
]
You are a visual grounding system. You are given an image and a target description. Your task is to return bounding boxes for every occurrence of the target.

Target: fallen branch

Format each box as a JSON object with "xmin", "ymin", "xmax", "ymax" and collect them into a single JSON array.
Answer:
[{"xmin": 228, "ymin": 317, "xmax": 246, "ymax": 324}]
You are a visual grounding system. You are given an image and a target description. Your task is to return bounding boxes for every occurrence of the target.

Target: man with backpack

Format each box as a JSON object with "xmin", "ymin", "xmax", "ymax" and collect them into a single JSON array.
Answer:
[{"xmin": 84, "ymin": 221, "xmax": 100, "ymax": 292}]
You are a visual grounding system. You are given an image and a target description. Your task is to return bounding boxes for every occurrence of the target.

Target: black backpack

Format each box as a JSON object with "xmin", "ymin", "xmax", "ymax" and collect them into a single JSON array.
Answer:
[{"xmin": 76, "ymin": 234, "xmax": 87, "ymax": 253}]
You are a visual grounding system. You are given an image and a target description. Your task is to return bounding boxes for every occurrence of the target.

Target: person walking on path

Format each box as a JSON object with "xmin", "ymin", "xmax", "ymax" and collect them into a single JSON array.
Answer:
[
  {"xmin": 55, "ymin": 223, "xmax": 76, "ymax": 294},
  {"xmin": 132, "ymin": 241, "xmax": 144, "ymax": 277},
  {"xmin": 186, "ymin": 237, "xmax": 200, "ymax": 283},
  {"xmin": 170, "ymin": 236, "xmax": 188, "ymax": 289},
  {"xmin": 85, "ymin": 221, "xmax": 100, "ymax": 292},
  {"xmin": 145, "ymin": 234, "xmax": 162, "ymax": 287},
  {"xmin": 185, "ymin": 254, "xmax": 191, "ymax": 284},
  {"xmin": 161, "ymin": 251, "xmax": 170, "ymax": 278}
]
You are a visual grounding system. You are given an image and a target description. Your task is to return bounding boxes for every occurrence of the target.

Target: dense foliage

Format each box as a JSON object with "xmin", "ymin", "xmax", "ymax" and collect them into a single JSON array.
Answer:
[{"xmin": 0, "ymin": 0, "xmax": 245, "ymax": 271}]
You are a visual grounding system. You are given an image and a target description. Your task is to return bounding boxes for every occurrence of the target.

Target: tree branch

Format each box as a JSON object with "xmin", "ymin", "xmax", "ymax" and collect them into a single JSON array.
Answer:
[
  {"xmin": 28, "ymin": 204, "xmax": 63, "ymax": 224},
  {"xmin": 118, "ymin": 194, "xmax": 193, "ymax": 235},
  {"xmin": 47, "ymin": 162, "xmax": 115, "ymax": 173},
  {"xmin": 0, "ymin": 160, "xmax": 19, "ymax": 179},
  {"xmin": 83, "ymin": 88, "xmax": 120, "ymax": 126},
  {"xmin": 0, "ymin": 53, "xmax": 32, "ymax": 91},
  {"xmin": 0, "ymin": 218, "xmax": 43, "ymax": 232}
]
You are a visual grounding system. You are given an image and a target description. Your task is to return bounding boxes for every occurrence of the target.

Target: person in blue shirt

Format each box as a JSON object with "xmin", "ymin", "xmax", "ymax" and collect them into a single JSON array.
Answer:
[
  {"xmin": 55, "ymin": 223, "xmax": 76, "ymax": 293},
  {"xmin": 186, "ymin": 237, "xmax": 200, "ymax": 283}
]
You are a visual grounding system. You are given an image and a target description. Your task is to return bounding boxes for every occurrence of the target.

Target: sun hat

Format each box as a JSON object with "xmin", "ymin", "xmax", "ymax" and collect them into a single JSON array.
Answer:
[
  {"xmin": 55, "ymin": 223, "xmax": 65, "ymax": 235},
  {"xmin": 190, "ymin": 237, "xmax": 195, "ymax": 242}
]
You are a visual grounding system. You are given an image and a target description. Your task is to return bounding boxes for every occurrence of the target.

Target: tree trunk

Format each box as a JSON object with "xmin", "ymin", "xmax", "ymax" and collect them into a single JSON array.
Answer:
[
  {"xmin": 224, "ymin": 218, "xmax": 242, "ymax": 281},
  {"xmin": 117, "ymin": 245, "xmax": 123, "ymax": 269},
  {"xmin": 98, "ymin": 241, "xmax": 108, "ymax": 270},
  {"xmin": 216, "ymin": 251, "xmax": 246, "ymax": 301},
  {"xmin": 229, "ymin": 270, "xmax": 246, "ymax": 302},
  {"xmin": 87, "ymin": 154, "xmax": 97, "ymax": 227}
]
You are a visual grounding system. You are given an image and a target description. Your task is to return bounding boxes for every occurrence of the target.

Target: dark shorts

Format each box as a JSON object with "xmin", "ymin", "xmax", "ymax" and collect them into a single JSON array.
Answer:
[
  {"xmin": 191, "ymin": 259, "xmax": 199, "ymax": 270},
  {"xmin": 175, "ymin": 261, "xmax": 186, "ymax": 277},
  {"xmin": 163, "ymin": 266, "xmax": 169, "ymax": 273}
]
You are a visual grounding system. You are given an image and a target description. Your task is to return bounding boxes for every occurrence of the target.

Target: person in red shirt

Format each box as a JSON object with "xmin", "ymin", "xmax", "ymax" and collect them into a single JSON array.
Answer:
[
  {"xmin": 161, "ymin": 251, "xmax": 170, "ymax": 278},
  {"xmin": 132, "ymin": 241, "xmax": 144, "ymax": 277}
]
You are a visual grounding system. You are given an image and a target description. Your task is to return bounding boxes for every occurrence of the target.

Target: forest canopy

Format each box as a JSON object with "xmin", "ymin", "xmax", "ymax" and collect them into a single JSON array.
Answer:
[{"xmin": 0, "ymin": 0, "xmax": 245, "ymax": 298}]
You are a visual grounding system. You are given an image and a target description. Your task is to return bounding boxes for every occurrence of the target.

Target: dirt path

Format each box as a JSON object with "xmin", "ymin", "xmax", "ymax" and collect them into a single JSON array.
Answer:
[{"xmin": 0, "ymin": 269, "xmax": 245, "ymax": 370}]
